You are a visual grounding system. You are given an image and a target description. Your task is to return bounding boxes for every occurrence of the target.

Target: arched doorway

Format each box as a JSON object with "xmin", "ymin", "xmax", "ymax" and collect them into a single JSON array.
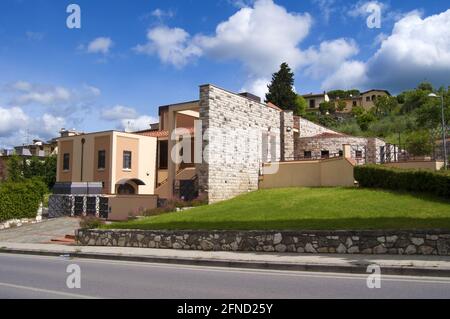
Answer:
[
  {"xmin": 117, "ymin": 183, "xmax": 136, "ymax": 195},
  {"xmin": 115, "ymin": 178, "xmax": 146, "ymax": 195}
]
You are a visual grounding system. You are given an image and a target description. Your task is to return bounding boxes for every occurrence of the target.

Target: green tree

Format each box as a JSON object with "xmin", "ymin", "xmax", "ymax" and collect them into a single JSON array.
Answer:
[
  {"xmin": 417, "ymin": 81, "xmax": 434, "ymax": 92},
  {"xmin": 404, "ymin": 130, "xmax": 434, "ymax": 156},
  {"xmin": 319, "ymin": 101, "xmax": 336, "ymax": 115},
  {"xmin": 336, "ymin": 100, "xmax": 347, "ymax": 112},
  {"xmin": 294, "ymin": 95, "xmax": 307, "ymax": 116},
  {"xmin": 357, "ymin": 112, "xmax": 377, "ymax": 131},
  {"xmin": 351, "ymin": 106, "xmax": 365, "ymax": 117},
  {"xmin": 6, "ymin": 155, "xmax": 24, "ymax": 182},
  {"xmin": 265, "ymin": 63, "xmax": 297, "ymax": 111},
  {"xmin": 374, "ymin": 96, "xmax": 399, "ymax": 116}
]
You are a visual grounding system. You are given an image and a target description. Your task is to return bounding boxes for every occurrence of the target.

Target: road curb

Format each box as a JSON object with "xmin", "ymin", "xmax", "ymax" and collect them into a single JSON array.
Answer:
[{"xmin": 1, "ymin": 247, "xmax": 450, "ymax": 277}]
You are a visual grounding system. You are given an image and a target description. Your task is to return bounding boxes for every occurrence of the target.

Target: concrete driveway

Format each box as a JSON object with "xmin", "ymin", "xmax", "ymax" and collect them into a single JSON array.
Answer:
[{"xmin": 0, "ymin": 218, "xmax": 80, "ymax": 243}]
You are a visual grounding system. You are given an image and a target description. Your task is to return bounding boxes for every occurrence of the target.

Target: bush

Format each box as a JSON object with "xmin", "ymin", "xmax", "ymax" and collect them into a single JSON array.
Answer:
[
  {"xmin": 79, "ymin": 216, "xmax": 105, "ymax": 229},
  {"xmin": 0, "ymin": 179, "xmax": 47, "ymax": 222},
  {"xmin": 354, "ymin": 165, "xmax": 450, "ymax": 198}
]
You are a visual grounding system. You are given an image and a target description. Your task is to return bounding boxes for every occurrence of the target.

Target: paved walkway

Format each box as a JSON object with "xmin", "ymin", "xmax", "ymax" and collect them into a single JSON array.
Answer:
[
  {"xmin": 1, "ymin": 242, "xmax": 449, "ymax": 277},
  {"xmin": 0, "ymin": 218, "xmax": 80, "ymax": 243}
]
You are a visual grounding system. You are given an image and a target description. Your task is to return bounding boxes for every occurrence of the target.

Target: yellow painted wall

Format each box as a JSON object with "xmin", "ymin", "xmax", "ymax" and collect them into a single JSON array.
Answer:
[
  {"xmin": 260, "ymin": 158, "xmax": 355, "ymax": 189},
  {"xmin": 106, "ymin": 195, "xmax": 158, "ymax": 221}
]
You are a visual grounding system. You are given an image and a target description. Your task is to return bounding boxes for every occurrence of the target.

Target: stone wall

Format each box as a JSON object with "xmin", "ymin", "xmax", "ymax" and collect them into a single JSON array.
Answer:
[
  {"xmin": 295, "ymin": 135, "xmax": 386, "ymax": 164},
  {"xmin": 198, "ymin": 85, "xmax": 282, "ymax": 203},
  {"xmin": 0, "ymin": 203, "xmax": 43, "ymax": 230},
  {"xmin": 280, "ymin": 111, "xmax": 294, "ymax": 161},
  {"xmin": 76, "ymin": 229, "xmax": 450, "ymax": 256},
  {"xmin": 298, "ymin": 118, "xmax": 337, "ymax": 137}
]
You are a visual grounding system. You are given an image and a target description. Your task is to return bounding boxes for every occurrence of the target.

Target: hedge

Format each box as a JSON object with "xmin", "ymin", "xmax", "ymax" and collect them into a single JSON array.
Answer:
[
  {"xmin": 0, "ymin": 178, "xmax": 47, "ymax": 222},
  {"xmin": 354, "ymin": 165, "xmax": 450, "ymax": 199}
]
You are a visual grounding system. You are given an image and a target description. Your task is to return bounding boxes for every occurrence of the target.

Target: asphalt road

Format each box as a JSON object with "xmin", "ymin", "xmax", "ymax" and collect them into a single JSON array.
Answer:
[{"xmin": 0, "ymin": 253, "xmax": 450, "ymax": 299}]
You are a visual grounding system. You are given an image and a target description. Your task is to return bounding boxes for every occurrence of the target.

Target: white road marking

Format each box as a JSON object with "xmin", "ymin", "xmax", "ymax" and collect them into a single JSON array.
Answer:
[
  {"xmin": 2, "ymin": 252, "xmax": 450, "ymax": 285},
  {"xmin": 0, "ymin": 282, "xmax": 100, "ymax": 299}
]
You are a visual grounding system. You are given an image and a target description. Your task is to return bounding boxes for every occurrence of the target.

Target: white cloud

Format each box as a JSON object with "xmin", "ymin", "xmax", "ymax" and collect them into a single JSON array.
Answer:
[
  {"xmin": 312, "ymin": 0, "xmax": 336, "ymax": 23},
  {"xmin": 32, "ymin": 114, "xmax": 66, "ymax": 139},
  {"xmin": 101, "ymin": 105, "xmax": 138, "ymax": 121},
  {"xmin": 195, "ymin": 0, "xmax": 312, "ymax": 77},
  {"xmin": 0, "ymin": 107, "xmax": 29, "ymax": 137},
  {"xmin": 134, "ymin": 26, "xmax": 202, "ymax": 68},
  {"xmin": 87, "ymin": 37, "xmax": 113, "ymax": 55},
  {"xmin": 348, "ymin": 1, "xmax": 386, "ymax": 18},
  {"xmin": 303, "ymin": 38, "xmax": 359, "ymax": 79},
  {"xmin": 11, "ymin": 83, "xmax": 71, "ymax": 106},
  {"xmin": 151, "ymin": 8, "xmax": 174, "ymax": 19},
  {"xmin": 7, "ymin": 82, "xmax": 100, "ymax": 108},
  {"xmin": 241, "ymin": 77, "xmax": 270, "ymax": 101},
  {"xmin": 135, "ymin": 0, "xmax": 311, "ymax": 76},
  {"xmin": 323, "ymin": 9, "xmax": 450, "ymax": 91},
  {"xmin": 120, "ymin": 115, "xmax": 158, "ymax": 132}
]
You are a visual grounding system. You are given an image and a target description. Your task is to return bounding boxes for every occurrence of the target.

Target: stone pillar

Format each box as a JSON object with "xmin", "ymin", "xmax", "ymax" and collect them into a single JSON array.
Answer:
[
  {"xmin": 167, "ymin": 109, "xmax": 177, "ymax": 199},
  {"xmin": 280, "ymin": 111, "xmax": 294, "ymax": 161},
  {"xmin": 343, "ymin": 144, "xmax": 351, "ymax": 159}
]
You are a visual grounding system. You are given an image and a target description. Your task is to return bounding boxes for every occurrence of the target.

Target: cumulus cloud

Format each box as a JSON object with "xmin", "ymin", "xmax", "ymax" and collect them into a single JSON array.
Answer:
[
  {"xmin": 0, "ymin": 107, "xmax": 29, "ymax": 137},
  {"xmin": 101, "ymin": 105, "xmax": 138, "ymax": 121},
  {"xmin": 120, "ymin": 115, "xmax": 159, "ymax": 132},
  {"xmin": 7, "ymin": 82, "xmax": 100, "ymax": 109},
  {"xmin": 303, "ymin": 38, "xmax": 359, "ymax": 80},
  {"xmin": 323, "ymin": 9, "xmax": 450, "ymax": 92},
  {"xmin": 87, "ymin": 37, "xmax": 114, "ymax": 55},
  {"xmin": 135, "ymin": 0, "xmax": 311, "ymax": 74},
  {"xmin": 134, "ymin": 26, "xmax": 202, "ymax": 68}
]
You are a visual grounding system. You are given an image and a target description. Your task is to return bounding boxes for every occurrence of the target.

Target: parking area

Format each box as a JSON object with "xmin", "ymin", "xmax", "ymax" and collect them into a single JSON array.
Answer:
[{"xmin": 0, "ymin": 218, "xmax": 80, "ymax": 244}]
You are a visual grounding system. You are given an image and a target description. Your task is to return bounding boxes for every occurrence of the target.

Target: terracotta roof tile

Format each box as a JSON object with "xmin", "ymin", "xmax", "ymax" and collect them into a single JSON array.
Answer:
[{"xmin": 136, "ymin": 127, "xmax": 195, "ymax": 138}]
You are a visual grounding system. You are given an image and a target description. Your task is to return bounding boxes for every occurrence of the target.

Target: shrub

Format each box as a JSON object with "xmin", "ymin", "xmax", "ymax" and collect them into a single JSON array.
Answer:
[
  {"xmin": 79, "ymin": 216, "xmax": 105, "ymax": 229},
  {"xmin": 354, "ymin": 165, "xmax": 450, "ymax": 198},
  {"xmin": 0, "ymin": 179, "xmax": 47, "ymax": 222}
]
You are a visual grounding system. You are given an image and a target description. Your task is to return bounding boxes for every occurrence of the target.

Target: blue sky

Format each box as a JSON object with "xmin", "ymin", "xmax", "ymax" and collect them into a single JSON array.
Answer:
[{"xmin": 0, "ymin": 0, "xmax": 449, "ymax": 147}]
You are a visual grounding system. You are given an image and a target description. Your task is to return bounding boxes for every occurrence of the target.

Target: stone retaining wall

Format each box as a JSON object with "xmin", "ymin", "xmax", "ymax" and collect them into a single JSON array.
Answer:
[{"xmin": 76, "ymin": 229, "xmax": 450, "ymax": 256}]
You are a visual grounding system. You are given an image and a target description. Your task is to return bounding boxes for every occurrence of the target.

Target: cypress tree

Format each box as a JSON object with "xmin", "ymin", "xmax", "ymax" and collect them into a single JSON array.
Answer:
[{"xmin": 265, "ymin": 62, "xmax": 297, "ymax": 111}]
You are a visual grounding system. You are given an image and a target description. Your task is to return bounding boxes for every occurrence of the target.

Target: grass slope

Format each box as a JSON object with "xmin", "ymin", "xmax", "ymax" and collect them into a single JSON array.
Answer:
[{"xmin": 104, "ymin": 187, "xmax": 450, "ymax": 231}]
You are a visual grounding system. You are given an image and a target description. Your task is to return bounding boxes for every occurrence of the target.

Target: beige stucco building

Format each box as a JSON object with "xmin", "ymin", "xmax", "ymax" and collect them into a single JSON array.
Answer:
[
  {"xmin": 57, "ymin": 131, "xmax": 157, "ymax": 196},
  {"xmin": 302, "ymin": 89, "xmax": 391, "ymax": 113},
  {"xmin": 52, "ymin": 84, "xmax": 407, "ymax": 220}
]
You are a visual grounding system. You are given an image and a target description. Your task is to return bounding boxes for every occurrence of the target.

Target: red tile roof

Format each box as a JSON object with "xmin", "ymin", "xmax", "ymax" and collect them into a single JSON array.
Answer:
[
  {"xmin": 311, "ymin": 132, "xmax": 346, "ymax": 138},
  {"xmin": 266, "ymin": 102, "xmax": 283, "ymax": 112},
  {"xmin": 136, "ymin": 127, "xmax": 195, "ymax": 138}
]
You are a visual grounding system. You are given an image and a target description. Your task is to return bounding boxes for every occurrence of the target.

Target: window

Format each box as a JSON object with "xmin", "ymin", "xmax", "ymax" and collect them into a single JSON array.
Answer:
[
  {"xmin": 98, "ymin": 150, "xmax": 106, "ymax": 170},
  {"xmin": 321, "ymin": 150, "xmax": 330, "ymax": 159},
  {"xmin": 352, "ymin": 101, "xmax": 357, "ymax": 107},
  {"xmin": 159, "ymin": 141, "xmax": 168, "ymax": 169},
  {"xmin": 339, "ymin": 150, "xmax": 343, "ymax": 157},
  {"xmin": 309, "ymin": 99, "xmax": 316, "ymax": 108},
  {"xmin": 123, "ymin": 151, "xmax": 132, "ymax": 170},
  {"xmin": 355, "ymin": 150, "xmax": 363, "ymax": 158},
  {"xmin": 304, "ymin": 151, "xmax": 312, "ymax": 159},
  {"xmin": 372, "ymin": 95, "xmax": 376, "ymax": 101},
  {"xmin": 366, "ymin": 96, "xmax": 370, "ymax": 102},
  {"xmin": 63, "ymin": 153, "xmax": 70, "ymax": 171}
]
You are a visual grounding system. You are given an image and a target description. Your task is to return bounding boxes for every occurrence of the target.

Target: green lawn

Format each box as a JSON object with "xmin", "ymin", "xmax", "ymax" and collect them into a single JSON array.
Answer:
[{"xmin": 103, "ymin": 187, "xmax": 450, "ymax": 231}]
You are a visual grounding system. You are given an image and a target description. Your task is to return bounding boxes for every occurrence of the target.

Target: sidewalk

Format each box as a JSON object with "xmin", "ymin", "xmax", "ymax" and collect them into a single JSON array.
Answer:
[{"xmin": 1, "ymin": 241, "xmax": 450, "ymax": 277}]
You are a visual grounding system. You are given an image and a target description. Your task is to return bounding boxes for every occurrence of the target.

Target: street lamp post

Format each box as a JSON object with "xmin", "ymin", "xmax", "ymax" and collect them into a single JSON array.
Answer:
[{"xmin": 429, "ymin": 93, "xmax": 448, "ymax": 170}]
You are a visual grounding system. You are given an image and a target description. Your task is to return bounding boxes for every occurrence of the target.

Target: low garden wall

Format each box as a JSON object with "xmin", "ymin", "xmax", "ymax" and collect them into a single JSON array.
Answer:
[{"xmin": 76, "ymin": 229, "xmax": 450, "ymax": 256}]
